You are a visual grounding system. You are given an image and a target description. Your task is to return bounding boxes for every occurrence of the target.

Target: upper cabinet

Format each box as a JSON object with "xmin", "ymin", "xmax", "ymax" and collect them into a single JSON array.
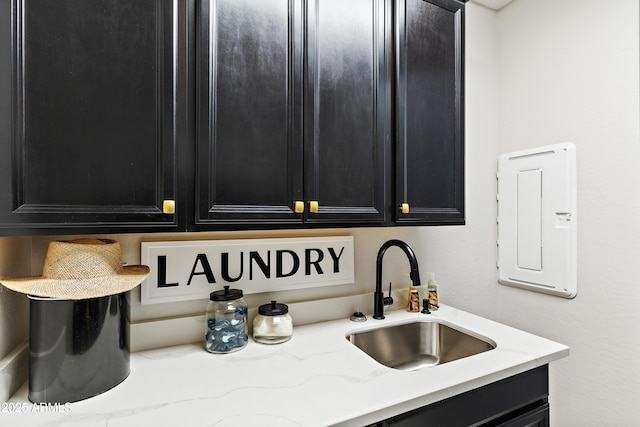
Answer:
[
  {"xmin": 195, "ymin": 0, "xmax": 389, "ymax": 229},
  {"xmin": 394, "ymin": 0, "xmax": 465, "ymax": 225},
  {"xmin": 0, "ymin": 0, "xmax": 465, "ymax": 235},
  {"xmin": 0, "ymin": 0, "xmax": 190, "ymax": 234},
  {"xmin": 195, "ymin": 0, "xmax": 304, "ymax": 226},
  {"xmin": 302, "ymin": 0, "xmax": 389, "ymax": 225}
]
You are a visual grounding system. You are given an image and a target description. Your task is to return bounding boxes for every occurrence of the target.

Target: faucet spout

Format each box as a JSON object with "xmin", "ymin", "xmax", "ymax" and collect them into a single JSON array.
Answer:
[{"xmin": 374, "ymin": 239, "xmax": 422, "ymax": 319}]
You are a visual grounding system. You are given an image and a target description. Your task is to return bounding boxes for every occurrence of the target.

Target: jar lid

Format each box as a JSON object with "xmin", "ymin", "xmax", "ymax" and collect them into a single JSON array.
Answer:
[
  {"xmin": 209, "ymin": 285, "xmax": 243, "ymax": 301},
  {"xmin": 258, "ymin": 300, "xmax": 288, "ymax": 316}
]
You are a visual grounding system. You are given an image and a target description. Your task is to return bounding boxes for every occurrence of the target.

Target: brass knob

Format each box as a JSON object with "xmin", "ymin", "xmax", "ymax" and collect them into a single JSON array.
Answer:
[
  {"xmin": 400, "ymin": 203, "xmax": 409, "ymax": 214},
  {"xmin": 163, "ymin": 200, "xmax": 176, "ymax": 214},
  {"xmin": 294, "ymin": 201, "xmax": 304, "ymax": 213},
  {"xmin": 309, "ymin": 201, "xmax": 319, "ymax": 213}
]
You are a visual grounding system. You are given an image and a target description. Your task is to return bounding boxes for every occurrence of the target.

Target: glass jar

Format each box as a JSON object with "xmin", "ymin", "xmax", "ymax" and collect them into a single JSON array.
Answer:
[
  {"xmin": 253, "ymin": 300, "xmax": 293, "ymax": 344},
  {"xmin": 204, "ymin": 286, "xmax": 248, "ymax": 353}
]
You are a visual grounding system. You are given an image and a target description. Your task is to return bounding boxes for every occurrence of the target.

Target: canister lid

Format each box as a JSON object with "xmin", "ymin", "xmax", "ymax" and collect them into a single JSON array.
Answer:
[
  {"xmin": 210, "ymin": 285, "xmax": 243, "ymax": 301},
  {"xmin": 258, "ymin": 300, "xmax": 288, "ymax": 316}
]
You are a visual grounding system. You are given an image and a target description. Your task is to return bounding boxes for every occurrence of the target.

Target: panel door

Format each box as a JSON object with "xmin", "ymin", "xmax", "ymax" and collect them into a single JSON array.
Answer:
[
  {"xmin": 195, "ymin": 0, "xmax": 304, "ymax": 227},
  {"xmin": 0, "ymin": 0, "xmax": 187, "ymax": 234},
  {"xmin": 303, "ymin": 0, "xmax": 390, "ymax": 225},
  {"xmin": 395, "ymin": 0, "xmax": 465, "ymax": 225}
]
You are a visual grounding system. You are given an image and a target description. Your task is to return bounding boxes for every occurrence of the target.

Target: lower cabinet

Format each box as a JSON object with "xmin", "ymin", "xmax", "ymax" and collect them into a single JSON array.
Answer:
[
  {"xmin": 491, "ymin": 403, "xmax": 549, "ymax": 427},
  {"xmin": 369, "ymin": 365, "xmax": 549, "ymax": 427}
]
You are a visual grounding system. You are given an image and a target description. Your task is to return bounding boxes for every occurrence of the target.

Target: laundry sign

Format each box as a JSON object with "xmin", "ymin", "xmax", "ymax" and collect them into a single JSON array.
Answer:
[{"xmin": 140, "ymin": 236, "xmax": 354, "ymax": 305}]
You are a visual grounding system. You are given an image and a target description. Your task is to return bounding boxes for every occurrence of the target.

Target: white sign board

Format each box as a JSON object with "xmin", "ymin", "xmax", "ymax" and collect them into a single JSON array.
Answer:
[{"xmin": 140, "ymin": 236, "xmax": 355, "ymax": 305}]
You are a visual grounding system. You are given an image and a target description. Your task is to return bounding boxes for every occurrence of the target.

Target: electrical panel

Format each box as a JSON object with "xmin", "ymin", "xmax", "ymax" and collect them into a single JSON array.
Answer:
[{"xmin": 497, "ymin": 142, "xmax": 577, "ymax": 298}]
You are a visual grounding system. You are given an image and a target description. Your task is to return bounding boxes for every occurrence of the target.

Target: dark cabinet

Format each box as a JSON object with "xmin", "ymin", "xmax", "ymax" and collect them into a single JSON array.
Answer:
[
  {"xmin": 394, "ymin": 0, "xmax": 465, "ymax": 225},
  {"xmin": 370, "ymin": 365, "xmax": 550, "ymax": 427},
  {"xmin": 195, "ymin": 0, "xmax": 464, "ymax": 230},
  {"xmin": 302, "ymin": 0, "xmax": 389, "ymax": 225},
  {"xmin": 195, "ymin": 0, "xmax": 389, "ymax": 229},
  {"xmin": 0, "ymin": 0, "xmax": 465, "ymax": 235},
  {"xmin": 195, "ymin": 0, "xmax": 303, "ymax": 226},
  {"xmin": 0, "ymin": 0, "xmax": 189, "ymax": 234}
]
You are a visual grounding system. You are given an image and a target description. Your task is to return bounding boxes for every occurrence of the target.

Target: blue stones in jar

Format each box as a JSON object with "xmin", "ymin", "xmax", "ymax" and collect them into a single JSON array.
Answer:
[
  {"xmin": 204, "ymin": 320, "xmax": 248, "ymax": 353},
  {"xmin": 213, "ymin": 319, "xmax": 230, "ymax": 331},
  {"xmin": 236, "ymin": 332, "xmax": 248, "ymax": 347}
]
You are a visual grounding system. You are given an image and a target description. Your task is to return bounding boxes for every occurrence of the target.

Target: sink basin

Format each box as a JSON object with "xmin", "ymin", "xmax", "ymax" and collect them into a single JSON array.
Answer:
[{"xmin": 346, "ymin": 319, "xmax": 496, "ymax": 371}]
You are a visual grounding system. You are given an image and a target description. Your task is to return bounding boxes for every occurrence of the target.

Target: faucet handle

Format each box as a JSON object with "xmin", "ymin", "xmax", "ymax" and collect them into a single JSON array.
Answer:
[{"xmin": 383, "ymin": 282, "xmax": 393, "ymax": 306}]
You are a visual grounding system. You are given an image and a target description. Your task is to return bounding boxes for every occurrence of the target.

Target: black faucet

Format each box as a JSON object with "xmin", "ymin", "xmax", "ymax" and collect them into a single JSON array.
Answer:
[{"xmin": 374, "ymin": 239, "xmax": 422, "ymax": 319}]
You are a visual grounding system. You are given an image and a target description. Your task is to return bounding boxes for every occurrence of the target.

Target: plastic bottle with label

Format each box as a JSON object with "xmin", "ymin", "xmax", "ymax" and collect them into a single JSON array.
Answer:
[{"xmin": 427, "ymin": 272, "xmax": 439, "ymax": 311}]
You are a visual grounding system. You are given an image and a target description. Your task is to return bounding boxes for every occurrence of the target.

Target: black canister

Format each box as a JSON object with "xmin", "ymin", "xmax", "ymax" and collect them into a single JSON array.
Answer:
[{"xmin": 28, "ymin": 290, "xmax": 131, "ymax": 404}]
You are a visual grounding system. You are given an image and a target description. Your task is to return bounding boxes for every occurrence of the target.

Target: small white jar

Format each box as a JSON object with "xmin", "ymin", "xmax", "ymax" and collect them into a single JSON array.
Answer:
[{"xmin": 253, "ymin": 300, "xmax": 293, "ymax": 344}]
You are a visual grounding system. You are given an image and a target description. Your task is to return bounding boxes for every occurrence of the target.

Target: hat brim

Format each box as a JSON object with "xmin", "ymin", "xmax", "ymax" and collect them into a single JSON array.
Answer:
[{"xmin": 0, "ymin": 265, "xmax": 150, "ymax": 299}]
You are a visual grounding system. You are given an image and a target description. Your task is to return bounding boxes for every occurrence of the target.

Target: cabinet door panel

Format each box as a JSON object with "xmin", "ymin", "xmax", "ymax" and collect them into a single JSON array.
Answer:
[
  {"xmin": 304, "ymin": 0, "xmax": 389, "ymax": 224},
  {"xmin": 0, "ymin": 0, "xmax": 184, "ymax": 233},
  {"xmin": 196, "ymin": 0, "xmax": 303, "ymax": 225},
  {"xmin": 395, "ymin": 0, "xmax": 464, "ymax": 224},
  {"xmin": 372, "ymin": 366, "xmax": 549, "ymax": 427}
]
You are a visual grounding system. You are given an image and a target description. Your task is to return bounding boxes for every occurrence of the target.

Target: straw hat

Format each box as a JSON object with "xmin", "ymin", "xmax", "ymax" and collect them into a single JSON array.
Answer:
[{"xmin": 0, "ymin": 238, "xmax": 149, "ymax": 299}]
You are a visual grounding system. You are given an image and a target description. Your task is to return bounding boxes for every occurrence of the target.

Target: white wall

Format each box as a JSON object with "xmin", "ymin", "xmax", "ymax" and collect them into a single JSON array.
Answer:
[
  {"xmin": 468, "ymin": 0, "xmax": 638, "ymax": 425},
  {"xmin": 499, "ymin": 0, "xmax": 640, "ymax": 424},
  {"xmin": 414, "ymin": 0, "xmax": 640, "ymax": 424},
  {"xmin": 495, "ymin": 0, "xmax": 640, "ymax": 424},
  {"xmin": 0, "ymin": 237, "xmax": 31, "ymax": 401},
  {"xmin": 0, "ymin": 238, "xmax": 30, "ymax": 360}
]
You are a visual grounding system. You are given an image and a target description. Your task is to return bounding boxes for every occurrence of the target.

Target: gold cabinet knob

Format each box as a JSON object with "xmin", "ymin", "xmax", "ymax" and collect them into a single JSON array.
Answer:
[
  {"xmin": 309, "ymin": 201, "xmax": 319, "ymax": 213},
  {"xmin": 400, "ymin": 203, "xmax": 409, "ymax": 214},
  {"xmin": 163, "ymin": 200, "xmax": 176, "ymax": 214},
  {"xmin": 294, "ymin": 200, "xmax": 304, "ymax": 213}
]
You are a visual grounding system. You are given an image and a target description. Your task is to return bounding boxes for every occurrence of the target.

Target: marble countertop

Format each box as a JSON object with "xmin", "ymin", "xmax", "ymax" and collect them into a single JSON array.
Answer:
[{"xmin": 6, "ymin": 305, "xmax": 569, "ymax": 426}]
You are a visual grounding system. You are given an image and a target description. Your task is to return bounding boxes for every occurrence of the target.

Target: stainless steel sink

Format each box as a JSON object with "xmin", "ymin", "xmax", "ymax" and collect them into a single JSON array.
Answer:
[{"xmin": 346, "ymin": 320, "xmax": 496, "ymax": 371}]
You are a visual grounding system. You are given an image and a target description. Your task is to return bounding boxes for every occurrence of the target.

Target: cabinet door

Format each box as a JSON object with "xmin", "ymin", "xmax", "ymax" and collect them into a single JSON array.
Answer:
[
  {"xmin": 395, "ymin": 0, "xmax": 464, "ymax": 225},
  {"xmin": 0, "ymin": 0, "xmax": 186, "ymax": 234},
  {"xmin": 493, "ymin": 403, "xmax": 549, "ymax": 427},
  {"xmin": 303, "ymin": 0, "xmax": 389, "ymax": 224},
  {"xmin": 371, "ymin": 366, "xmax": 549, "ymax": 427},
  {"xmin": 196, "ymin": 0, "xmax": 304, "ymax": 227}
]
